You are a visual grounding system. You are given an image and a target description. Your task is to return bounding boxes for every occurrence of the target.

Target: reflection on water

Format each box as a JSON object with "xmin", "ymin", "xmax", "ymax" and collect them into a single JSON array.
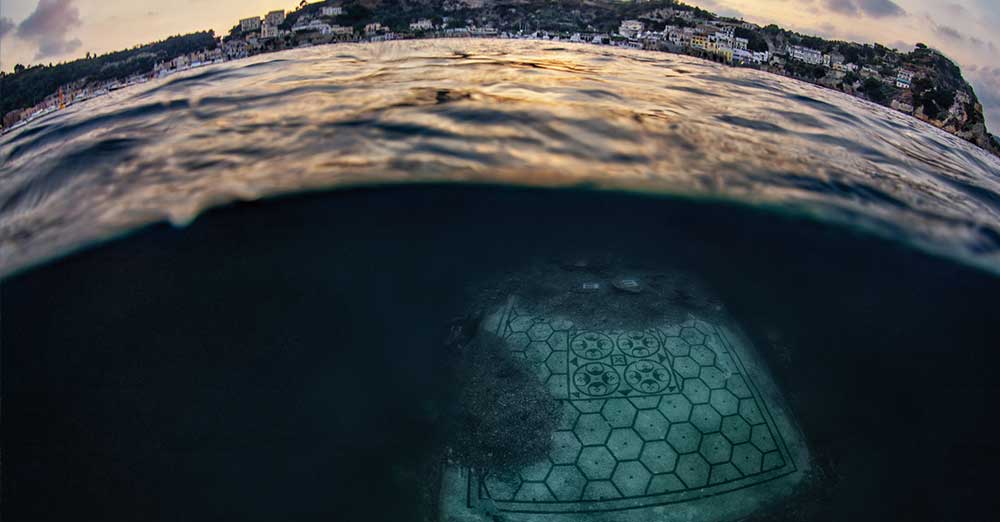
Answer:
[{"xmin": 1, "ymin": 39, "xmax": 999, "ymax": 277}]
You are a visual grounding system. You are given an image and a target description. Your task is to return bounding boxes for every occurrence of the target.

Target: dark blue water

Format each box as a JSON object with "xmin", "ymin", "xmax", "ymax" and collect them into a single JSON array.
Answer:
[{"xmin": 2, "ymin": 40, "xmax": 1000, "ymax": 522}]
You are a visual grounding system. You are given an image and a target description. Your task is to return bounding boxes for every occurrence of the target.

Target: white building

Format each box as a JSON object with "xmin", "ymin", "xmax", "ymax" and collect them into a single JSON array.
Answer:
[
  {"xmin": 733, "ymin": 48, "xmax": 753, "ymax": 62},
  {"xmin": 265, "ymin": 10, "xmax": 285, "ymax": 27},
  {"xmin": 261, "ymin": 23, "xmax": 280, "ymax": 39},
  {"xmin": 787, "ymin": 45, "xmax": 823, "ymax": 65},
  {"xmin": 896, "ymin": 69, "xmax": 914, "ymax": 89},
  {"xmin": 330, "ymin": 25, "xmax": 353, "ymax": 35},
  {"xmin": 321, "ymin": 6, "xmax": 344, "ymax": 17},
  {"xmin": 240, "ymin": 17, "xmax": 261, "ymax": 33},
  {"xmin": 410, "ymin": 19, "xmax": 434, "ymax": 31},
  {"xmin": 666, "ymin": 27, "xmax": 693, "ymax": 46},
  {"xmin": 293, "ymin": 19, "xmax": 333, "ymax": 34},
  {"xmin": 365, "ymin": 22, "xmax": 383, "ymax": 34},
  {"xmin": 618, "ymin": 20, "xmax": 644, "ymax": 39}
]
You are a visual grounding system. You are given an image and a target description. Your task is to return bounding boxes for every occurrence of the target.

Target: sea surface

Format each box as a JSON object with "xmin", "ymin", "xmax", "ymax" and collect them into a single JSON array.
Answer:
[
  {"xmin": 3, "ymin": 39, "xmax": 1000, "ymax": 522},
  {"xmin": 1, "ymin": 39, "xmax": 999, "ymax": 276}
]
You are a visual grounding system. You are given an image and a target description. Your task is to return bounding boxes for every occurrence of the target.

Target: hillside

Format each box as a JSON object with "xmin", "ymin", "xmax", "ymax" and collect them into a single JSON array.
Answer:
[
  {"xmin": 2, "ymin": 0, "xmax": 996, "ymax": 156},
  {"xmin": 0, "ymin": 32, "xmax": 217, "ymax": 127}
]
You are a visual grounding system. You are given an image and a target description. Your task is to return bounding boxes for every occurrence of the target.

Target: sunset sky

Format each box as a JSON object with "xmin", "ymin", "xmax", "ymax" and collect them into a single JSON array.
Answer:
[{"xmin": 1, "ymin": 0, "xmax": 998, "ymax": 130}]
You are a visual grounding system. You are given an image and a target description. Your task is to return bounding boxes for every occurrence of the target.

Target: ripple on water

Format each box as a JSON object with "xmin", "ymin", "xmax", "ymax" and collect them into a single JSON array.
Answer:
[{"xmin": 1, "ymin": 38, "xmax": 999, "ymax": 276}]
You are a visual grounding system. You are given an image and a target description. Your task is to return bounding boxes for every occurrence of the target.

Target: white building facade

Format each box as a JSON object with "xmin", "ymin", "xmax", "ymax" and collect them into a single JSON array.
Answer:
[{"xmin": 787, "ymin": 45, "xmax": 823, "ymax": 65}]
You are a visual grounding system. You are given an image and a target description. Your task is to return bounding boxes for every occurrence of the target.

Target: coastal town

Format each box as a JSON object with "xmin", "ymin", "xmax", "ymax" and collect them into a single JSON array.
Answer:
[{"xmin": 1, "ymin": 0, "xmax": 996, "ymax": 155}]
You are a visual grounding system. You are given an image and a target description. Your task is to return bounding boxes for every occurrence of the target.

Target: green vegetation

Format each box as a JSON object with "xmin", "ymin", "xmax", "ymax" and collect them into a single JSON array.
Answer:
[{"xmin": 1, "ymin": 31, "xmax": 216, "ymax": 120}]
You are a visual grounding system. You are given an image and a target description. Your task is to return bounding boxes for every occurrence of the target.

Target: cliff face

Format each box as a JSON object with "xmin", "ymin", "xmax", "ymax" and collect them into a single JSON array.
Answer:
[{"xmin": 898, "ymin": 49, "xmax": 1000, "ymax": 156}]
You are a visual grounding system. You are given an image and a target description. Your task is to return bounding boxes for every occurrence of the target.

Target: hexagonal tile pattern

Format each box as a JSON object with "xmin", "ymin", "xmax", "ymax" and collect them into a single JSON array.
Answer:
[
  {"xmin": 575, "ymin": 413, "xmax": 612, "ymax": 446},
  {"xmin": 673, "ymin": 356, "xmax": 700, "ymax": 378},
  {"xmin": 520, "ymin": 459, "xmax": 552, "ymax": 482},
  {"xmin": 680, "ymin": 327, "xmax": 705, "ymax": 345},
  {"xmin": 646, "ymin": 473, "xmax": 685, "ymax": 495},
  {"xmin": 515, "ymin": 482, "xmax": 555, "ymax": 501},
  {"xmin": 547, "ymin": 465, "xmax": 587, "ymax": 501},
  {"xmin": 550, "ymin": 430, "xmax": 582, "ymax": 464},
  {"xmin": 466, "ymin": 310, "xmax": 802, "ymax": 515},
  {"xmin": 740, "ymin": 398, "xmax": 764, "ymax": 425},
  {"xmin": 510, "ymin": 316, "xmax": 534, "ymax": 332},
  {"xmin": 640, "ymin": 440, "xmax": 678, "ymax": 474},
  {"xmin": 666, "ymin": 422, "xmax": 702, "ymax": 454},
  {"xmin": 751, "ymin": 424, "xmax": 777, "ymax": 452},
  {"xmin": 676, "ymin": 453, "xmax": 710, "ymax": 488},
  {"xmin": 732, "ymin": 443, "xmax": 763, "ymax": 475},
  {"xmin": 607, "ymin": 428, "xmax": 643, "ymax": 460},
  {"xmin": 534, "ymin": 363, "xmax": 552, "ymax": 382},
  {"xmin": 658, "ymin": 394, "xmax": 692, "ymax": 423},
  {"xmin": 664, "ymin": 337, "xmax": 690, "ymax": 357},
  {"xmin": 578, "ymin": 446, "xmax": 616, "ymax": 480},
  {"xmin": 682, "ymin": 379, "xmax": 710, "ymax": 404},
  {"xmin": 634, "ymin": 409, "xmax": 669, "ymax": 441},
  {"xmin": 602, "ymin": 398, "xmax": 637, "ymax": 428},
  {"xmin": 690, "ymin": 404, "xmax": 722, "ymax": 433},
  {"xmin": 484, "ymin": 473, "xmax": 522, "ymax": 501},
  {"xmin": 726, "ymin": 374, "xmax": 753, "ymax": 398},
  {"xmin": 721, "ymin": 415, "xmax": 751, "ymax": 444},
  {"xmin": 548, "ymin": 374, "xmax": 567, "ymax": 396},
  {"xmin": 629, "ymin": 396, "xmax": 660, "ymax": 410},
  {"xmin": 581, "ymin": 480, "xmax": 620, "ymax": 501},
  {"xmin": 556, "ymin": 402, "xmax": 580, "ymax": 430},
  {"xmin": 548, "ymin": 331, "xmax": 569, "ymax": 351},
  {"xmin": 709, "ymin": 463, "xmax": 742, "ymax": 485},
  {"xmin": 762, "ymin": 451, "xmax": 785, "ymax": 471},
  {"xmin": 526, "ymin": 341, "xmax": 552, "ymax": 363},
  {"xmin": 699, "ymin": 433, "xmax": 732, "ymax": 464},
  {"xmin": 546, "ymin": 351, "xmax": 568, "ymax": 373},
  {"xmin": 690, "ymin": 345, "xmax": 716, "ymax": 366},
  {"xmin": 612, "ymin": 461, "xmax": 652, "ymax": 497},
  {"xmin": 575, "ymin": 399, "xmax": 605, "ymax": 413},
  {"xmin": 710, "ymin": 389, "xmax": 739, "ymax": 416},
  {"xmin": 700, "ymin": 366, "xmax": 726, "ymax": 389},
  {"xmin": 529, "ymin": 323, "xmax": 554, "ymax": 341}
]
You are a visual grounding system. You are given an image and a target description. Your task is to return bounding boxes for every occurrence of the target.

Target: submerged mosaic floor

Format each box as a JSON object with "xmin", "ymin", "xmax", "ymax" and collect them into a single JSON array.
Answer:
[{"xmin": 442, "ymin": 298, "xmax": 807, "ymax": 521}]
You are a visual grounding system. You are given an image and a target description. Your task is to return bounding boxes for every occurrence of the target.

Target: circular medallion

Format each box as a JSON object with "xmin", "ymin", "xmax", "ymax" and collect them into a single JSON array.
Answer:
[
  {"xmin": 573, "ymin": 363, "xmax": 621, "ymax": 397},
  {"xmin": 617, "ymin": 331, "xmax": 661, "ymax": 358},
  {"xmin": 571, "ymin": 332, "xmax": 614, "ymax": 360},
  {"xmin": 624, "ymin": 360, "xmax": 671, "ymax": 394}
]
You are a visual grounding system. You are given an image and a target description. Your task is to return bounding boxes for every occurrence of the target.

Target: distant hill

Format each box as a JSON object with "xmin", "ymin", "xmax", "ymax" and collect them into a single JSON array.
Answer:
[
  {"xmin": 1, "ymin": 31, "xmax": 217, "ymax": 126},
  {"xmin": 2, "ymin": 0, "xmax": 995, "ymax": 156}
]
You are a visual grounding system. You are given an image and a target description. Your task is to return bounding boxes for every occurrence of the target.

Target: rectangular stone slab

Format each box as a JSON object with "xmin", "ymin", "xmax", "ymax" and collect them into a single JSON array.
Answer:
[{"xmin": 441, "ymin": 297, "xmax": 809, "ymax": 522}]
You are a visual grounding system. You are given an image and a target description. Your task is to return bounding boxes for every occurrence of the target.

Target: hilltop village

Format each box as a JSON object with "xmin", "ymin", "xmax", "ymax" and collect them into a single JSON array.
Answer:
[{"xmin": 1, "ymin": 0, "xmax": 996, "ymax": 155}]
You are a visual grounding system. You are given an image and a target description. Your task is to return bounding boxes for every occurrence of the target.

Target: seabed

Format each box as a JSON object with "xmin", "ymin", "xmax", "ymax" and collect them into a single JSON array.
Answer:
[{"xmin": 441, "ymin": 296, "xmax": 809, "ymax": 522}]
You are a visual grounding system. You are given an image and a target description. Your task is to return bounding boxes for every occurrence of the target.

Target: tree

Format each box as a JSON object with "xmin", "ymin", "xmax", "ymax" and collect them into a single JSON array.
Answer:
[
  {"xmin": 861, "ymin": 77, "xmax": 887, "ymax": 103},
  {"xmin": 14, "ymin": 64, "xmax": 25, "ymax": 73}
]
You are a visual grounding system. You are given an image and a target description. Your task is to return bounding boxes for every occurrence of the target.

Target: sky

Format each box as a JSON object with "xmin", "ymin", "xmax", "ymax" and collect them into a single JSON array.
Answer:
[{"xmin": 0, "ymin": 0, "xmax": 998, "ymax": 130}]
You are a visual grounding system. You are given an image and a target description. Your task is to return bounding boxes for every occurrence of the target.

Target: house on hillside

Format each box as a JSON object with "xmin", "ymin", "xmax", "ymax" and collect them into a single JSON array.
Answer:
[
  {"xmin": 618, "ymin": 20, "xmax": 644, "ymax": 39},
  {"xmin": 240, "ymin": 17, "xmax": 261, "ymax": 33},
  {"xmin": 410, "ymin": 19, "xmax": 434, "ymax": 31},
  {"xmin": 787, "ymin": 45, "xmax": 823, "ymax": 65},
  {"xmin": 896, "ymin": 69, "xmax": 914, "ymax": 89},
  {"xmin": 265, "ymin": 10, "xmax": 286, "ymax": 27}
]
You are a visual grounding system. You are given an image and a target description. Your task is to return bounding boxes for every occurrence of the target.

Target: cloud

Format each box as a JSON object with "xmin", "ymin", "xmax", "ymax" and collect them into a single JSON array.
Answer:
[
  {"xmin": 0, "ymin": 17, "xmax": 14, "ymax": 39},
  {"xmin": 15, "ymin": 0, "xmax": 83, "ymax": 60},
  {"xmin": 933, "ymin": 23, "xmax": 963, "ymax": 41},
  {"xmin": 966, "ymin": 65, "xmax": 1000, "ymax": 133},
  {"xmin": 823, "ymin": 0, "xmax": 906, "ymax": 18}
]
